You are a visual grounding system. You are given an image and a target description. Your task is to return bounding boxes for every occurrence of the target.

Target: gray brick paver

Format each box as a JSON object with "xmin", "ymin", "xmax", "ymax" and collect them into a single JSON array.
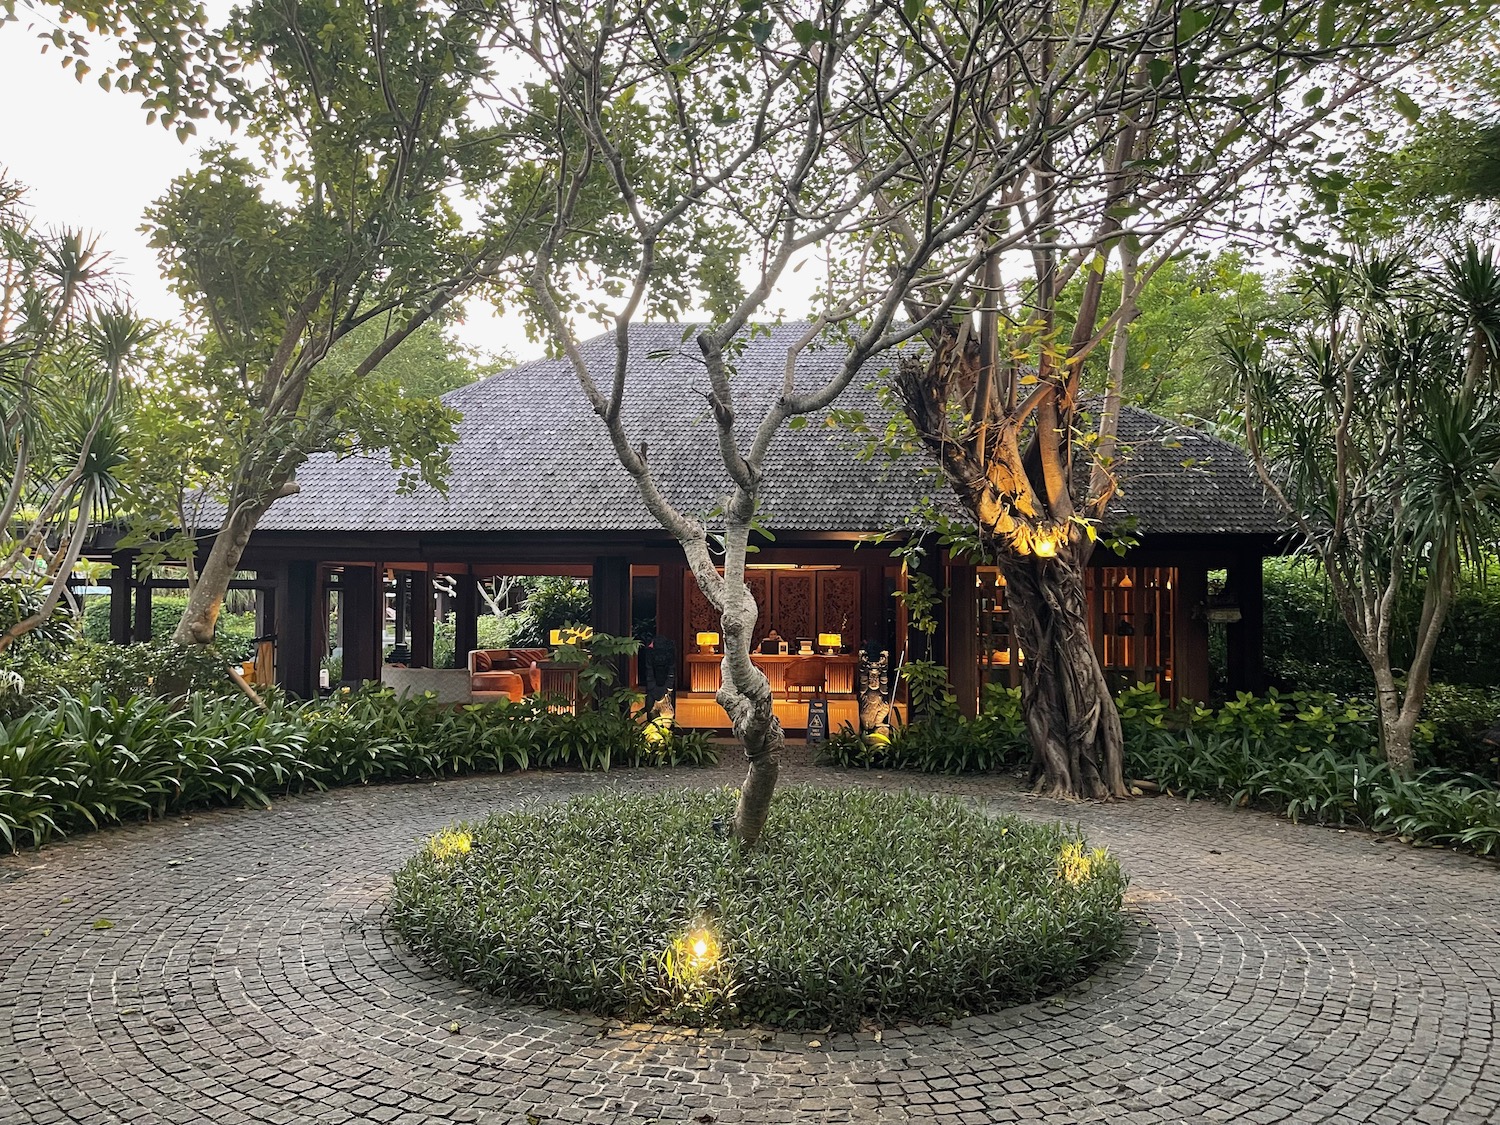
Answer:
[{"xmin": 1, "ymin": 752, "xmax": 1496, "ymax": 1124}]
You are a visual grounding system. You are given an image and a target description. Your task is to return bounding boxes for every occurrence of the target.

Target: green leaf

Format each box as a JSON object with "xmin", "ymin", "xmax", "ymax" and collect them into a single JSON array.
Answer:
[
  {"xmin": 1317, "ymin": 0, "xmax": 1337, "ymax": 48},
  {"xmin": 1177, "ymin": 8, "xmax": 1212, "ymax": 39},
  {"xmin": 1392, "ymin": 89, "xmax": 1421, "ymax": 124}
]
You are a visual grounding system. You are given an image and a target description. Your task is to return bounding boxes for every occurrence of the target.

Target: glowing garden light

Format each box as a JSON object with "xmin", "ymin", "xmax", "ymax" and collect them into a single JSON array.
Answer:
[
  {"xmin": 685, "ymin": 927, "xmax": 719, "ymax": 967},
  {"xmin": 668, "ymin": 925, "xmax": 722, "ymax": 984}
]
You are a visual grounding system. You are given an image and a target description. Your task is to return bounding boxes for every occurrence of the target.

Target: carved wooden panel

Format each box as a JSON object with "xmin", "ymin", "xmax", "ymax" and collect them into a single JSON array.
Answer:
[
  {"xmin": 772, "ymin": 571, "xmax": 815, "ymax": 642},
  {"xmin": 683, "ymin": 576, "xmax": 720, "ymax": 641},
  {"xmin": 817, "ymin": 571, "xmax": 861, "ymax": 649},
  {"xmin": 746, "ymin": 571, "xmax": 771, "ymax": 647}
]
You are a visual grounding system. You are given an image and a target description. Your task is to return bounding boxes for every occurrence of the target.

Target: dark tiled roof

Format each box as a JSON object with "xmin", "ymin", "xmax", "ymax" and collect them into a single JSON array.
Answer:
[{"xmin": 253, "ymin": 322, "xmax": 1284, "ymax": 538}]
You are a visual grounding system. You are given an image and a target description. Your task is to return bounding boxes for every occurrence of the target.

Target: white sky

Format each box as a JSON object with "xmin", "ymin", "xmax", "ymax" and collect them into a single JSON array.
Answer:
[{"xmin": 0, "ymin": 22, "xmax": 549, "ymax": 362}]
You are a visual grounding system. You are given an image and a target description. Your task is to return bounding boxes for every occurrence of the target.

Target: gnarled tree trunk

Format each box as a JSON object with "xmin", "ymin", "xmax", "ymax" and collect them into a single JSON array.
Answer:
[
  {"xmin": 1000, "ymin": 543, "xmax": 1126, "ymax": 799},
  {"xmin": 714, "ymin": 576, "xmax": 782, "ymax": 844}
]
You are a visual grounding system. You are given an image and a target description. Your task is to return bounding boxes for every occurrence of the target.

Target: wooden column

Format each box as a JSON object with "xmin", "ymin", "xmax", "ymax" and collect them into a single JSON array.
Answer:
[
  {"xmin": 592, "ymin": 555, "xmax": 632, "ymax": 687},
  {"xmin": 410, "ymin": 567, "xmax": 434, "ymax": 668},
  {"xmin": 590, "ymin": 556, "xmax": 631, "ymax": 637},
  {"xmin": 1226, "ymin": 555, "xmax": 1265, "ymax": 695},
  {"xmin": 453, "ymin": 569, "xmax": 478, "ymax": 670},
  {"xmin": 108, "ymin": 553, "xmax": 132, "ymax": 645},
  {"xmin": 947, "ymin": 562, "xmax": 980, "ymax": 718},
  {"xmin": 275, "ymin": 561, "xmax": 319, "ymax": 698},
  {"xmin": 657, "ymin": 561, "xmax": 685, "ymax": 688},
  {"xmin": 132, "ymin": 576, "xmax": 153, "ymax": 643},
  {"xmin": 1174, "ymin": 563, "xmax": 1211, "ymax": 704},
  {"xmin": 393, "ymin": 571, "xmax": 409, "ymax": 646},
  {"xmin": 340, "ymin": 565, "xmax": 381, "ymax": 684},
  {"xmin": 255, "ymin": 579, "xmax": 276, "ymax": 640}
]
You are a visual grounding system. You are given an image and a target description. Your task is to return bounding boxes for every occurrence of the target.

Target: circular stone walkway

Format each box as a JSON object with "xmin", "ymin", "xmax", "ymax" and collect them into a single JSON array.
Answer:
[{"xmin": 1, "ymin": 753, "xmax": 1497, "ymax": 1125}]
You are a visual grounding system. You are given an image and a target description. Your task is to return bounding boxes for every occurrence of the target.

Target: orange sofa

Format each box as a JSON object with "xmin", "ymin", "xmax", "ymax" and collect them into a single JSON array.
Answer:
[{"xmin": 468, "ymin": 648, "xmax": 549, "ymax": 703}]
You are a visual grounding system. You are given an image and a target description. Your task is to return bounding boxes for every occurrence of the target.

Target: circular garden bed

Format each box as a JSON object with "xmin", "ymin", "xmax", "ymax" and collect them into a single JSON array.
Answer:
[{"xmin": 389, "ymin": 786, "xmax": 1129, "ymax": 1030}]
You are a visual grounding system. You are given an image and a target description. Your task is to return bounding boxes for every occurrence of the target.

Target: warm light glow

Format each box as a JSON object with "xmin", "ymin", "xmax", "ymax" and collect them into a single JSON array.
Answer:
[
  {"xmin": 696, "ymin": 631, "xmax": 720, "ymax": 653},
  {"xmin": 1033, "ymin": 534, "xmax": 1059, "ymax": 558},
  {"xmin": 817, "ymin": 632, "xmax": 841, "ymax": 653},
  {"xmin": 427, "ymin": 828, "xmax": 473, "ymax": 861},
  {"xmin": 1118, "ymin": 572, "xmax": 1134, "ymax": 589},
  {"xmin": 670, "ymin": 926, "xmax": 722, "ymax": 982}
]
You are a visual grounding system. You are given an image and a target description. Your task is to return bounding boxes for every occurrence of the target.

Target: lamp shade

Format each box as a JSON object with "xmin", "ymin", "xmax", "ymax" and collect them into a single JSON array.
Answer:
[
  {"xmin": 817, "ymin": 632, "xmax": 842, "ymax": 650},
  {"xmin": 696, "ymin": 631, "xmax": 720, "ymax": 649}
]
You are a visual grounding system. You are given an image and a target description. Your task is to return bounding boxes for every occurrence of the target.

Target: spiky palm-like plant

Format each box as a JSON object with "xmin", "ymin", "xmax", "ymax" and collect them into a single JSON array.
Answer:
[
  {"xmin": 0, "ymin": 179, "xmax": 150, "ymax": 655},
  {"xmin": 1227, "ymin": 245, "xmax": 1500, "ymax": 775}
]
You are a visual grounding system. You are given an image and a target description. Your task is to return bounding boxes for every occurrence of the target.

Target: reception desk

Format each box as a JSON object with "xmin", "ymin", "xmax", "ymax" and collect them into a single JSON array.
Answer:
[{"xmin": 685, "ymin": 653, "xmax": 857, "ymax": 695}]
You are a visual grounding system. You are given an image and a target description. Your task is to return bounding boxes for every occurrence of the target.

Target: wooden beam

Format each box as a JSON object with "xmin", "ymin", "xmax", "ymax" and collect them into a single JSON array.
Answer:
[
  {"xmin": 410, "ymin": 566, "xmax": 434, "ymax": 668},
  {"xmin": 592, "ymin": 555, "xmax": 632, "ymax": 686},
  {"xmin": 1174, "ymin": 563, "xmax": 1211, "ymax": 704},
  {"xmin": 132, "ymin": 574, "xmax": 153, "ymax": 644},
  {"xmin": 657, "ymin": 561, "xmax": 685, "ymax": 690},
  {"xmin": 1226, "ymin": 555, "xmax": 1265, "ymax": 695},
  {"xmin": 453, "ymin": 569, "xmax": 478, "ymax": 670},
  {"xmin": 948, "ymin": 563, "xmax": 980, "ymax": 718},
  {"xmin": 108, "ymin": 553, "xmax": 132, "ymax": 646},
  {"xmin": 275, "ymin": 561, "xmax": 319, "ymax": 699},
  {"xmin": 339, "ymin": 565, "xmax": 381, "ymax": 685}
]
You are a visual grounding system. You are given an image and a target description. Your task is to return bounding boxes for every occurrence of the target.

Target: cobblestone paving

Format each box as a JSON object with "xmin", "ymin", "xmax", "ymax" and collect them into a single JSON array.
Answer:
[{"xmin": 2, "ymin": 750, "xmax": 1497, "ymax": 1125}]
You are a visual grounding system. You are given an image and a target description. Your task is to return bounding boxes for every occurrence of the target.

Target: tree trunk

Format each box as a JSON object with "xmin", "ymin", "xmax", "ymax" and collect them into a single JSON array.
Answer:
[
  {"xmin": 172, "ymin": 501, "xmax": 267, "ymax": 646},
  {"xmin": 714, "ymin": 575, "xmax": 782, "ymax": 846},
  {"xmin": 1370, "ymin": 659, "xmax": 1416, "ymax": 777},
  {"xmin": 999, "ymin": 540, "xmax": 1126, "ymax": 800}
]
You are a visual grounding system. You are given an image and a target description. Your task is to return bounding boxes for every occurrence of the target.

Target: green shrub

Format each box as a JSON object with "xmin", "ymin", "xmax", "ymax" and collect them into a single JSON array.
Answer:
[
  {"xmin": 389, "ymin": 787, "xmax": 1128, "ymax": 1030},
  {"xmin": 1375, "ymin": 773, "xmax": 1500, "ymax": 855},
  {"xmin": 82, "ymin": 595, "xmax": 257, "ymax": 660},
  {"xmin": 1418, "ymin": 683, "xmax": 1500, "ymax": 777},
  {"xmin": 0, "ymin": 683, "xmax": 719, "ymax": 852},
  {"xmin": 1264, "ymin": 559, "xmax": 1500, "ymax": 690},
  {"xmin": 0, "ymin": 691, "xmax": 315, "ymax": 851},
  {"xmin": 1118, "ymin": 685, "xmax": 1500, "ymax": 855},
  {"xmin": 16, "ymin": 640, "xmax": 238, "ymax": 707},
  {"xmin": 818, "ymin": 683, "xmax": 1030, "ymax": 774}
]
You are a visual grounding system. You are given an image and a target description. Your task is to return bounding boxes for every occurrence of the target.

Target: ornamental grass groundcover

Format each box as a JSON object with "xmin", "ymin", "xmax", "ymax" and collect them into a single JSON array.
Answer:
[{"xmin": 389, "ymin": 786, "xmax": 1129, "ymax": 1031}]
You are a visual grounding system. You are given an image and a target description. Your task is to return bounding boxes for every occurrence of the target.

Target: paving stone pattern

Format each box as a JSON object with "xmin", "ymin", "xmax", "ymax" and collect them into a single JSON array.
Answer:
[{"xmin": 1, "ymin": 751, "xmax": 1497, "ymax": 1124}]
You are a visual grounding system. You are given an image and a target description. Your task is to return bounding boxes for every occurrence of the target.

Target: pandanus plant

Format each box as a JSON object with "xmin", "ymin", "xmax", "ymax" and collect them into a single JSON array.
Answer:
[
  {"xmin": 1227, "ymin": 244, "xmax": 1500, "ymax": 775},
  {"xmin": 1, "ymin": 179, "xmax": 151, "ymax": 656}
]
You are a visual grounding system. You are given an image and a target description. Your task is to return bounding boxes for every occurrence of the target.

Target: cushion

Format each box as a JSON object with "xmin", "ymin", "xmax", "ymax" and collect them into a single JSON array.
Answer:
[
  {"xmin": 472, "ymin": 651, "xmax": 493, "ymax": 672},
  {"xmin": 472, "ymin": 671, "xmax": 522, "ymax": 692}
]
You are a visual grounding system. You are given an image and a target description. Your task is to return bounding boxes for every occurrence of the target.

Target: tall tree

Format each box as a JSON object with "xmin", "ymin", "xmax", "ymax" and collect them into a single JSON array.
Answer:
[
  {"xmin": 0, "ymin": 176, "xmax": 150, "ymax": 654},
  {"xmin": 1225, "ymin": 246, "xmax": 1500, "ymax": 774},
  {"xmin": 1057, "ymin": 252, "xmax": 1296, "ymax": 421},
  {"xmin": 481, "ymin": 0, "xmax": 1273, "ymax": 840},
  {"xmin": 890, "ymin": 0, "xmax": 1488, "ymax": 798},
  {"xmin": 134, "ymin": 3, "xmax": 527, "ymax": 645},
  {"xmin": 1332, "ymin": 34, "xmax": 1500, "ymax": 242}
]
